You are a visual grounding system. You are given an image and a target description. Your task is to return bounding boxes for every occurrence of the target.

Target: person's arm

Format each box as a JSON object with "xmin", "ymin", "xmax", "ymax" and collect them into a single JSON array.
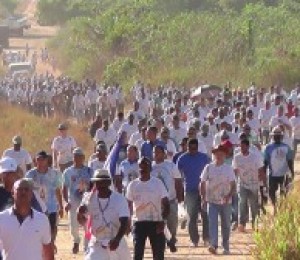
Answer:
[
  {"xmin": 175, "ymin": 178, "xmax": 184, "ymax": 203},
  {"xmin": 77, "ymin": 205, "xmax": 88, "ymax": 226},
  {"xmin": 224, "ymin": 181, "xmax": 236, "ymax": 204},
  {"xmin": 109, "ymin": 217, "xmax": 129, "ymax": 251},
  {"xmin": 63, "ymin": 185, "xmax": 71, "ymax": 212},
  {"xmin": 52, "ymin": 149, "xmax": 58, "ymax": 169},
  {"xmin": 43, "ymin": 243, "xmax": 54, "ymax": 260},
  {"xmin": 287, "ymin": 159, "xmax": 294, "ymax": 180},
  {"xmin": 114, "ymin": 175, "xmax": 123, "ymax": 193},
  {"xmin": 56, "ymin": 188, "xmax": 64, "ymax": 218},
  {"xmin": 161, "ymin": 197, "xmax": 170, "ymax": 220}
]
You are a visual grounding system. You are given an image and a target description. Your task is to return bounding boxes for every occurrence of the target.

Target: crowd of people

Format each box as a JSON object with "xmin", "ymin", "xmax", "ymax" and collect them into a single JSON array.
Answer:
[{"xmin": 0, "ymin": 79, "xmax": 299, "ymax": 260}]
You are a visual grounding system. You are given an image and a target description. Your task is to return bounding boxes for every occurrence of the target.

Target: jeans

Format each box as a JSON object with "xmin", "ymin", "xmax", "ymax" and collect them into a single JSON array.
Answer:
[
  {"xmin": 69, "ymin": 200, "xmax": 81, "ymax": 244},
  {"xmin": 133, "ymin": 221, "xmax": 165, "ymax": 260},
  {"xmin": 231, "ymin": 193, "xmax": 239, "ymax": 223},
  {"xmin": 293, "ymin": 139, "xmax": 300, "ymax": 159},
  {"xmin": 239, "ymin": 187, "xmax": 259, "ymax": 226},
  {"xmin": 166, "ymin": 200, "xmax": 178, "ymax": 243},
  {"xmin": 185, "ymin": 191, "xmax": 209, "ymax": 244},
  {"xmin": 208, "ymin": 203, "xmax": 231, "ymax": 251}
]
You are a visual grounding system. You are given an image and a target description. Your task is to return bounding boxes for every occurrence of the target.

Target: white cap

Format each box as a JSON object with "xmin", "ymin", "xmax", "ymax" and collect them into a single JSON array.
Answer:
[{"xmin": 0, "ymin": 157, "xmax": 18, "ymax": 174}]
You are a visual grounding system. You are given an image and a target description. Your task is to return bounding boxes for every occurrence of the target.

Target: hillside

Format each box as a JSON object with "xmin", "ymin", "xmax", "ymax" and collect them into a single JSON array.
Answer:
[{"xmin": 37, "ymin": 0, "xmax": 300, "ymax": 89}]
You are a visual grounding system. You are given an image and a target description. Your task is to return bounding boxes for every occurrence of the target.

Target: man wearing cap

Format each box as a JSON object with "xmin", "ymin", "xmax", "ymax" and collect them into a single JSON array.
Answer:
[
  {"xmin": 26, "ymin": 151, "xmax": 63, "ymax": 251},
  {"xmin": 151, "ymin": 145, "xmax": 183, "ymax": 252},
  {"xmin": 2, "ymin": 135, "xmax": 32, "ymax": 176},
  {"xmin": 63, "ymin": 147, "xmax": 93, "ymax": 254},
  {"xmin": 77, "ymin": 169, "xmax": 131, "ymax": 260},
  {"xmin": 0, "ymin": 178, "xmax": 54, "ymax": 260},
  {"xmin": 264, "ymin": 127, "xmax": 294, "ymax": 214},
  {"xmin": 200, "ymin": 145, "xmax": 236, "ymax": 255},
  {"xmin": 51, "ymin": 123, "xmax": 77, "ymax": 172},
  {"xmin": 127, "ymin": 157, "xmax": 170, "ymax": 260}
]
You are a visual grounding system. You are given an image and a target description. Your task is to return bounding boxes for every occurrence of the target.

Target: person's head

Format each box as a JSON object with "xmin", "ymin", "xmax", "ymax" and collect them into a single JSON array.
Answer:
[
  {"xmin": 91, "ymin": 169, "xmax": 111, "ymax": 193},
  {"xmin": 146, "ymin": 126, "xmax": 158, "ymax": 142},
  {"xmin": 212, "ymin": 145, "xmax": 227, "ymax": 164},
  {"xmin": 179, "ymin": 137, "xmax": 189, "ymax": 152},
  {"xmin": 127, "ymin": 145, "xmax": 138, "ymax": 161},
  {"xmin": 12, "ymin": 135, "xmax": 22, "ymax": 151},
  {"xmin": 172, "ymin": 115, "xmax": 180, "ymax": 129},
  {"xmin": 134, "ymin": 101, "xmax": 140, "ymax": 111},
  {"xmin": 96, "ymin": 144, "xmax": 108, "ymax": 161},
  {"xmin": 201, "ymin": 124, "xmax": 209, "ymax": 135},
  {"xmin": 160, "ymin": 127, "xmax": 170, "ymax": 141},
  {"xmin": 242, "ymin": 124, "xmax": 251, "ymax": 137},
  {"xmin": 240, "ymin": 139, "xmax": 250, "ymax": 155},
  {"xmin": 128, "ymin": 113, "xmax": 134, "ymax": 124},
  {"xmin": 138, "ymin": 157, "xmax": 152, "ymax": 178},
  {"xmin": 153, "ymin": 145, "xmax": 166, "ymax": 163},
  {"xmin": 58, "ymin": 123, "xmax": 68, "ymax": 137},
  {"xmin": 188, "ymin": 138, "xmax": 198, "ymax": 155},
  {"xmin": 271, "ymin": 127, "xmax": 283, "ymax": 144},
  {"xmin": 141, "ymin": 126, "xmax": 147, "ymax": 140},
  {"xmin": 265, "ymin": 100, "xmax": 270, "ymax": 110},
  {"xmin": 187, "ymin": 126, "xmax": 197, "ymax": 139},
  {"xmin": 35, "ymin": 151, "xmax": 49, "ymax": 171},
  {"xmin": 73, "ymin": 147, "xmax": 85, "ymax": 167},
  {"xmin": 0, "ymin": 157, "xmax": 19, "ymax": 191},
  {"xmin": 103, "ymin": 119, "xmax": 109, "ymax": 130},
  {"xmin": 247, "ymin": 109, "xmax": 253, "ymax": 119},
  {"xmin": 12, "ymin": 178, "xmax": 33, "ymax": 209},
  {"xmin": 117, "ymin": 112, "xmax": 124, "ymax": 121}
]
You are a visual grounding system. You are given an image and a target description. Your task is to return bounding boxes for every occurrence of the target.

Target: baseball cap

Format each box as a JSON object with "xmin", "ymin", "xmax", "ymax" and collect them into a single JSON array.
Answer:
[
  {"xmin": 73, "ymin": 147, "xmax": 84, "ymax": 156},
  {"xmin": 12, "ymin": 135, "xmax": 22, "ymax": 145},
  {"xmin": 91, "ymin": 169, "xmax": 111, "ymax": 182},
  {"xmin": 96, "ymin": 144, "xmax": 107, "ymax": 153},
  {"xmin": 58, "ymin": 123, "xmax": 68, "ymax": 130},
  {"xmin": 271, "ymin": 127, "xmax": 283, "ymax": 136},
  {"xmin": 36, "ymin": 151, "xmax": 48, "ymax": 159},
  {"xmin": 221, "ymin": 140, "xmax": 233, "ymax": 150},
  {"xmin": 0, "ymin": 157, "xmax": 18, "ymax": 174}
]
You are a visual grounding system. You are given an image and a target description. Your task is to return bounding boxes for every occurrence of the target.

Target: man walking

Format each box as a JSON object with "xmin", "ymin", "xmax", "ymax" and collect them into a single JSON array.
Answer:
[{"xmin": 177, "ymin": 138, "xmax": 210, "ymax": 247}]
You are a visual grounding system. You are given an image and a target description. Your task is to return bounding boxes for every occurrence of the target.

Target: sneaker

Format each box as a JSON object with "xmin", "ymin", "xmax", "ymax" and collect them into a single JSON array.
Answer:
[
  {"xmin": 72, "ymin": 243, "xmax": 79, "ymax": 254},
  {"xmin": 167, "ymin": 241, "xmax": 177, "ymax": 253},
  {"xmin": 208, "ymin": 246, "xmax": 217, "ymax": 255},
  {"xmin": 223, "ymin": 249, "xmax": 230, "ymax": 255}
]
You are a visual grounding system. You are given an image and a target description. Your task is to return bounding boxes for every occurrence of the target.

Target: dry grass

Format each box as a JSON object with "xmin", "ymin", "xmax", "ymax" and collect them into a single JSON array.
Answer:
[{"xmin": 0, "ymin": 101, "xmax": 94, "ymax": 156}]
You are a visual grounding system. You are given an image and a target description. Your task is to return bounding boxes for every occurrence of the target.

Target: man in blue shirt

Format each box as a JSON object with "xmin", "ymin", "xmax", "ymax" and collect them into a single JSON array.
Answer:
[
  {"xmin": 140, "ymin": 126, "xmax": 165, "ymax": 161},
  {"xmin": 177, "ymin": 138, "xmax": 211, "ymax": 247},
  {"xmin": 264, "ymin": 127, "xmax": 294, "ymax": 215}
]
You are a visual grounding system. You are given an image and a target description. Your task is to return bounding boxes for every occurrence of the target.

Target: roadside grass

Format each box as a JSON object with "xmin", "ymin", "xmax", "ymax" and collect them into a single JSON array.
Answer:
[
  {"xmin": 0, "ymin": 101, "xmax": 94, "ymax": 156},
  {"xmin": 254, "ymin": 180, "xmax": 300, "ymax": 260}
]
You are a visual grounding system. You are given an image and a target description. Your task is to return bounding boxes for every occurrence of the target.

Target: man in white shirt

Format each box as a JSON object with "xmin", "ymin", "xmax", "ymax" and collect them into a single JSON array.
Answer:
[
  {"xmin": 3, "ymin": 135, "xmax": 32, "ymax": 176},
  {"xmin": 0, "ymin": 178, "xmax": 54, "ymax": 260},
  {"xmin": 88, "ymin": 144, "xmax": 107, "ymax": 172},
  {"xmin": 169, "ymin": 115, "xmax": 187, "ymax": 147},
  {"xmin": 258, "ymin": 100, "xmax": 273, "ymax": 144},
  {"xmin": 85, "ymin": 85, "xmax": 99, "ymax": 119},
  {"xmin": 270, "ymin": 105, "xmax": 291, "ymax": 130},
  {"xmin": 232, "ymin": 139, "xmax": 264, "ymax": 232},
  {"xmin": 152, "ymin": 145, "xmax": 183, "ymax": 253},
  {"xmin": 77, "ymin": 169, "xmax": 131, "ymax": 260},
  {"xmin": 112, "ymin": 112, "xmax": 126, "ymax": 133},
  {"xmin": 119, "ymin": 114, "xmax": 138, "ymax": 140},
  {"xmin": 127, "ymin": 157, "xmax": 170, "ymax": 260},
  {"xmin": 72, "ymin": 90, "xmax": 86, "ymax": 124},
  {"xmin": 94, "ymin": 120, "xmax": 117, "ymax": 150}
]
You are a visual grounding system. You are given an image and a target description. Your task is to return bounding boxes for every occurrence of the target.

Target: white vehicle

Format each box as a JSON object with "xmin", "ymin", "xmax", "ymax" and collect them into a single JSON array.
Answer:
[{"xmin": 8, "ymin": 62, "xmax": 34, "ymax": 77}]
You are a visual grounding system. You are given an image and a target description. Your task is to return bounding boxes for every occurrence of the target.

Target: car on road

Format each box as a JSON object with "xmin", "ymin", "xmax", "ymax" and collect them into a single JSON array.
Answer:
[{"xmin": 7, "ymin": 61, "xmax": 34, "ymax": 78}]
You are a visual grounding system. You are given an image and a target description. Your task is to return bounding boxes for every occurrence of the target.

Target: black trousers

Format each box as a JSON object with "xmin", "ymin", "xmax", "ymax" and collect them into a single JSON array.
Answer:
[
  {"xmin": 133, "ymin": 221, "xmax": 165, "ymax": 260},
  {"xmin": 48, "ymin": 212, "xmax": 58, "ymax": 242},
  {"xmin": 269, "ymin": 176, "xmax": 285, "ymax": 205}
]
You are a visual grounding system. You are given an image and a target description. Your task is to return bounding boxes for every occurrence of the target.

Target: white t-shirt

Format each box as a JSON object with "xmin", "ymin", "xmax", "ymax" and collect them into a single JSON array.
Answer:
[
  {"xmin": 94, "ymin": 128, "xmax": 117, "ymax": 149},
  {"xmin": 2, "ymin": 148, "xmax": 32, "ymax": 174},
  {"xmin": 126, "ymin": 177, "xmax": 168, "ymax": 222},
  {"xmin": 119, "ymin": 123, "xmax": 138, "ymax": 139},
  {"xmin": 116, "ymin": 160, "xmax": 139, "ymax": 189},
  {"xmin": 233, "ymin": 152, "xmax": 263, "ymax": 191},
  {"xmin": 83, "ymin": 191, "xmax": 129, "ymax": 243},
  {"xmin": 88, "ymin": 159, "xmax": 105, "ymax": 172},
  {"xmin": 169, "ymin": 127, "xmax": 187, "ymax": 146},
  {"xmin": 201, "ymin": 163, "xmax": 235, "ymax": 204},
  {"xmin": 269, "ymin": 115, "xmax": 290, "ymax": 128},
  {"xmin": 51, "ymin": 136, "xmax": 77, "ymax": 164},
  {"xmin": 72, "ymin": 94, "xmax": 86, "ymax": 110},
  {"xmin": 258, "ymin": 108, "xmax": 274, "ymax": 129},
  {"xmin": 0, "ymin": 208, "xmax": 51, "ymax": 260},
  {"xmin": 290, "ymin": 116, "xmax": 300, "ymax": 139},
  {"xmin": 151, "ymin": 161, "xmax": 181, "ymax": 201},
  {"xmin": 247, "ymin": 118, "xmax": 261, "ymax": 134}
]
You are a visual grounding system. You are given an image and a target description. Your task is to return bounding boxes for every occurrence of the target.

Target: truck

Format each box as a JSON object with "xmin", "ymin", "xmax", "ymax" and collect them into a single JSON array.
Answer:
[
  {"xmin": 0, "ymin": 25, "xmax": 9, "ymax": 52},
  {"xmin": 2, "ymin": 15, "xmax": 31, "ymax": 37}
]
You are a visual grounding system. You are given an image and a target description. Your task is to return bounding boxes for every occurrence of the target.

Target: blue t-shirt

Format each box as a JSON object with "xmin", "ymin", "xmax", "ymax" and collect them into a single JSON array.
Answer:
[
  {"xmin": 141, "ymin": 139, "xmax": 166, "ymax": 161},
  {"xmin": 177, "ymin": 152, "xmax": 211, "ymax": 192},
  {"xmin": 172, "ymin": 151, "xmax": 184, "ymax": 164},
  {"xmin": 63, "ymin": 165, "xmax": 93, "ymax": 203},
  {"xmin": 26, "ymin": 167, "xmax": 62, "ymax": 213},
  {"xmin": 264, "ymin": 142, "xmax": 292, "ymax": 177}
]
